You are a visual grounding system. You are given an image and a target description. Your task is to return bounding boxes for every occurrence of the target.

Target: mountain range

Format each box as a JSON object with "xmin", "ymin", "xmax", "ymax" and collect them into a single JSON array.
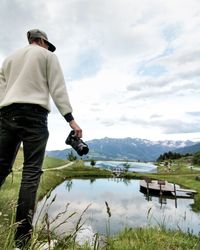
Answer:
[{"xmin": 46, "ymin": 137, "xmax": 200, "ymax": 162}]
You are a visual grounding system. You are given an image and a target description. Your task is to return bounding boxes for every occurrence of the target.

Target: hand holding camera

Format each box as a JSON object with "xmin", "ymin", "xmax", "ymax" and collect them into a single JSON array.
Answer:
[
  {"xmin": 65, "ymin": 130, "xmax": 89, "ymax": 156},
  {"xmin": 69, "ymin": 120, "xmax": 82, "ymax": 138}
]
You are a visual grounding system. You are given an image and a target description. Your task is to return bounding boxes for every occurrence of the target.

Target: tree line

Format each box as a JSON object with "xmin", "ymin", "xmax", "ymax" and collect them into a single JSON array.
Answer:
[
  {"xmin": 157, "ymin": 150, "xmax": 200, "ymax": 166},
  {"xmin": 192, "ymin": 151, "xmax": 200, "ymax": 165},
  {"xmin": 156, "ymin": 151, "xmax": 191, "ymax": 162}
]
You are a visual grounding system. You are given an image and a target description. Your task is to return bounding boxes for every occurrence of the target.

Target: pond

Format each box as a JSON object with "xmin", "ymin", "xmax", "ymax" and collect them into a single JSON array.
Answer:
[
  {"xmin": 34, "ymin": 178, "xmax": 200, "ymax": 245},
  {"xmin": 84, "ymin": 160, "xmax": 157, "ymax": 173}
]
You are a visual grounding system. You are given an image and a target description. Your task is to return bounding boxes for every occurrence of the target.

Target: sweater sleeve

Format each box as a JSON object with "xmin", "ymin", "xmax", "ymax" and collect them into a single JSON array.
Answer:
[
  {"xmin": 46, "ymin": 53, "xmax": 73, "ymax": 116},
  {"xmin": 0, "ymin": 68, "xmax": 6, "ymax": 103},
  {"xmin": 64, "ymin": 113, "xmax": 74, "ymax": 122}
]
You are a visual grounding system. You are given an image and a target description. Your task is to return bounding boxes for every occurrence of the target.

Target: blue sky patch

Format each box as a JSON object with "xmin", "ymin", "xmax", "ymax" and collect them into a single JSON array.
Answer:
[
  {"xmin": 69, "ymin": 49, "xmax": 102, "ymax": 80},
  {"xmin": 138, "ymin": 64, "xmax": 167, "ymax": 77},
  {"xmin": 162, "ymin": 23, "xmax": 182, "ymax": 42}
]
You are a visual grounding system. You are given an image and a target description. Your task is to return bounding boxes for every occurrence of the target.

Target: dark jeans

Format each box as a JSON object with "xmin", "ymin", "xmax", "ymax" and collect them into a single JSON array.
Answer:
[{"xmin": 0, "ymin": 104, "xmax": 49, "ymax": 248}]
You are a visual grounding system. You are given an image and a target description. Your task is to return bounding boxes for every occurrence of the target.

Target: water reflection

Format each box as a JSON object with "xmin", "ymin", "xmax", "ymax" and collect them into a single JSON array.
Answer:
[
  {"xmin": 34, "ymin": 178, "xmax": 200, "ymax": 240},
  {"xmin": 84, "ymin": 161, "xmax": 157, "ymax": 173}
]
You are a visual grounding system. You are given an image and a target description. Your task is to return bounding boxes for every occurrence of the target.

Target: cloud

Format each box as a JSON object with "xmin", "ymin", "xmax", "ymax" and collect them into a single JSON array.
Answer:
[
  {"xmin": 158, "ymin": 119, "xmax": 200, "ymax": 134},
  {"xmin": 118, "ymin": 114, "xmax": 200, "ymax": 135},
  {"xmin": 101, "ymin": 120, "xmax": 115, "ymax": 127},
  {"xmin": 150, "ymin": 114, "xmax": 163, "ymax": 119},
  {"xmin": 186, "ymin": 111, "xmax": 200, "ymax": 117},
  {"xmin": 1, "ymin": 0, "xmax": 200, "ymax": 148},
  {"xmin": 0, "ymin": 1, "xmax": 48, "ymax": 54}
]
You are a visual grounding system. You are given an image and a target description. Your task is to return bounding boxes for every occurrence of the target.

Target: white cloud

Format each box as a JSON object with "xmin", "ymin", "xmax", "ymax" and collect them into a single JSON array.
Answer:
[{"xmin": 1, "ymin": 0, "xmax": 200, "ymax": 149}]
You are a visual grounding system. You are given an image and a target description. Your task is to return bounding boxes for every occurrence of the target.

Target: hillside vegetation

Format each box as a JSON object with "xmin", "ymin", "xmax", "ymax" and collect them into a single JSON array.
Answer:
[{"xmin": 0, "ymin": 149, "xmax": 68, "ymax": 221}]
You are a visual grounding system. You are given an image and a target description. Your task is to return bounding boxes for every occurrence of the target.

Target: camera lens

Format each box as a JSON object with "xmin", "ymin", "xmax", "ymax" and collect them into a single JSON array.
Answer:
[{"xmin": 78, "ymin": 144, "xmax": 89, "ymax": 156}]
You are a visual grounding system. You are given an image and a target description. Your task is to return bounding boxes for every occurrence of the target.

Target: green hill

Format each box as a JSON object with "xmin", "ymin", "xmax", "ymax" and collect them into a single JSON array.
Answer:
[{"xmin": 13, "ymin": 148, "xmax": 68, "ymax": 171}]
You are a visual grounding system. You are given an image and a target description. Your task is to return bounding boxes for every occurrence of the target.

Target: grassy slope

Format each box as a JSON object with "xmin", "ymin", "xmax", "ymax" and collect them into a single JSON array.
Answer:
[
  {"xmin": 43, "ymin": 155, "xmax": 68, "ymax": 169},
  {"xmin": 0, "ymin": 149, "xmax": 68, "ymax": 208},
  {"xmin": 107, "ymin": 227, "xmax": 200, "ymax": 250},
  {"xmin": 0, "ymin": 149, "xmax": 70, "ymax": 246}
]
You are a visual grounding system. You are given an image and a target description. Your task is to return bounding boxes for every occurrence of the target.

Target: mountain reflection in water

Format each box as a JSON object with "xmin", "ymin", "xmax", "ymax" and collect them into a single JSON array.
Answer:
[{"xmin": 34, "ymin": 178, "xmax": 200, "ymax": 245}]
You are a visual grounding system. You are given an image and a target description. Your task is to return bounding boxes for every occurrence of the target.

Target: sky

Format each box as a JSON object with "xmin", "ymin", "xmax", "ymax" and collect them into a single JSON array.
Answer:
[{"xmin": 0, "ymin": 0, "xmax": 200, "ymax": 150}]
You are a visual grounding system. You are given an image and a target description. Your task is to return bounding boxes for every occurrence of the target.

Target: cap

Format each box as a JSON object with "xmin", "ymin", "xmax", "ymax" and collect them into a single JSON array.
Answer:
[{"xmin": 27, "ymin": 29, "xmax": 56, "ymax": 52}]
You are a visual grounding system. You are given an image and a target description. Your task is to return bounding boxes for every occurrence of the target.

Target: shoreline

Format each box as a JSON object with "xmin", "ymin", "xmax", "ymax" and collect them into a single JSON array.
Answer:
[{"xmin": 38, "ymin": 160, "xmax": 200, "ymax": 212}]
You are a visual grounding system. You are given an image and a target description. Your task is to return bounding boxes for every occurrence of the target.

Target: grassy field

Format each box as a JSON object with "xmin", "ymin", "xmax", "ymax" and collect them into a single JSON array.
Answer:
[
  {"xmin": 106, "ymin": 227, "xmax": 200, "ymax": 250},
  {"xmin": 0, "ymin": 151, "xmax": 200, "ymax": 249}
]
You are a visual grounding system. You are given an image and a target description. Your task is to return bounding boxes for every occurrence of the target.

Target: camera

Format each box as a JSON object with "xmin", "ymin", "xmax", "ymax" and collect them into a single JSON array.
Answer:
[{"xmin": 65, "ymin": 130, "xmax": 89, "ymax": 156}]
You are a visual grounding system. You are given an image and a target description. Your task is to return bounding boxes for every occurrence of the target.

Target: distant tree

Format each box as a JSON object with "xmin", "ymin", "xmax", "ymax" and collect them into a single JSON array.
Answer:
[
  {"xmin": 123, "ymin": 162, "xmax": 130, "ymax": 172},
  {"xmin": 90, "ymin": 159, "xmax": 96, "ymax": 167},
  {"xmin": 67, "ymin": 150, "xmax": 77, "ymax": 161},
  {"xmin": 192, "ymin": 151, "xmax": 200, "ymax": 165},
  {"xmin": 156, "ymin": 151, "xmax": 182, "ymax": 162}
]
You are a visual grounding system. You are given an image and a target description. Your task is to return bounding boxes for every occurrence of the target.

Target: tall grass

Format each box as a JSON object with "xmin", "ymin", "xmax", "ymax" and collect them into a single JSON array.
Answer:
[
  {"xmin": 0, "ymin": 192, "xmax": 95, "ymax": 249},
  {"xmin": 1, "ymin": 194, "xmax": 200, "ymax": 249},
  {"xmin": 107, "ymin": 227, "xmax": 200, "ymax": 250},
  {"xmin": 105, "ymin": 201, "xmax": 111, "ymax": 239}
]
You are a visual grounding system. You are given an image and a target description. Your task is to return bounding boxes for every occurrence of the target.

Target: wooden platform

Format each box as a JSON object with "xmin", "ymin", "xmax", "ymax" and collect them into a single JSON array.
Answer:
[{"xmin": 140, "ymin": 179, "xmax": 197, "ymax": 197}]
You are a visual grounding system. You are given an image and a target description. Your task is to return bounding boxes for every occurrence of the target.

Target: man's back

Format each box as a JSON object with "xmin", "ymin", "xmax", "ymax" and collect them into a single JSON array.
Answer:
[{"xmin": 1, "ymin": 44, "xmax": 52, "ymax": 109}]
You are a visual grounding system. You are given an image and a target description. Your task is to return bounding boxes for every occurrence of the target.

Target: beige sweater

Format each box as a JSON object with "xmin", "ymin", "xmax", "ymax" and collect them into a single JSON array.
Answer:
[{"xmin": 0, "ymin": 44, "xmax": 72, "ymax": 115}]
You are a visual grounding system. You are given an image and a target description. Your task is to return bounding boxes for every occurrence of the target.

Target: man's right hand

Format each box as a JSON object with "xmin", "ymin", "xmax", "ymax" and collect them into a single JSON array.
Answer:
[{"xmin": 69, "ymin": 120, "xmax": 82, "ymax": 138}]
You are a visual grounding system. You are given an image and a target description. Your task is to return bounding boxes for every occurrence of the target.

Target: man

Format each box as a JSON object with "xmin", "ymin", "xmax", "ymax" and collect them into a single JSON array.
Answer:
[{"xmin": 0, "ymin": 29, "xmax": 82, "ymax": 248}]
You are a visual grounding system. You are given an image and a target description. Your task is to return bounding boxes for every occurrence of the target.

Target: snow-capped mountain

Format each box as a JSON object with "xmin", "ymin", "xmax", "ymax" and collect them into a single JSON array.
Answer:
[{"xmin": 46, "ymin": 137, "xmax": 198, "ymax": 161}]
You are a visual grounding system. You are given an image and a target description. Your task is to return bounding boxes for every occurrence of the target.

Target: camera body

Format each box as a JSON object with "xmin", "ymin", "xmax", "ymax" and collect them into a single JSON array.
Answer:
[{"xmin": 65, "ymin": 130, "xmax": 89, "ymax": 156}]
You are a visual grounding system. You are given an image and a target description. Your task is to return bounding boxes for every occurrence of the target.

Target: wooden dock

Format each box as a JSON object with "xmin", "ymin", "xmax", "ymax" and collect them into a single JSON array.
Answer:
[{"xmin": 140, "ymin": 179, "xmax": 197, "ymax": 197}]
